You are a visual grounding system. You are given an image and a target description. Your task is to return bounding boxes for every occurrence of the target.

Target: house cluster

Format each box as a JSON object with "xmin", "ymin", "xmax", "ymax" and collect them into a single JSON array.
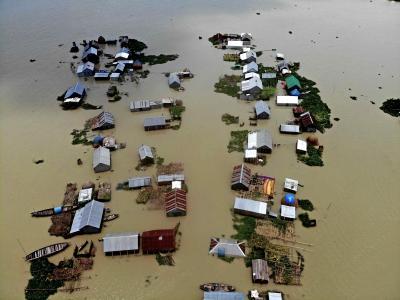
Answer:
[
  {"xmin": 244, "ymin": 129, "xmax": 273, "ymax": 165},
  {"xmin": 239, "ymin": 47, "xmax": 264, "ymax": 101}
]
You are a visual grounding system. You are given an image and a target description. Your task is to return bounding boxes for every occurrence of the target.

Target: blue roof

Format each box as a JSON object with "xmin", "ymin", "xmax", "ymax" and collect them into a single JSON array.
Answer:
[
  {"xmin": 65, "ymin": 82, "xmax": 86, "ymax": 98},
  {"xmin": 284, "ymin": 193, "xmax": 295, "ymax": 205},
  {"xmin": 290, "ymin": 88, "xmax": 301, "ymax": 96}
]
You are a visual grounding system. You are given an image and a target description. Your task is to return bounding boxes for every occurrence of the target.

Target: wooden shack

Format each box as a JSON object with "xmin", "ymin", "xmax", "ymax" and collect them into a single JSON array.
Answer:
[
  {"xmin": 165, "ymin": 189, "xmax": 187, "ymax": 217},
  {"xmin": 231, "ymin": 164, "xmax": 251, "ymax": 191},
  {"xmin": 141, "ymin": 229, "xmax": 176, "ymax": 254},
  {"xmin": 299, "ymin": 112, "xmax": 316, "ymax": 132},
  {"xmin": 252, "ymin": 259, "xmax": 269, "ymax": 283},
  {"xmin": 91, "ymin": 112, "xmax": 115, "ymax": 131}
]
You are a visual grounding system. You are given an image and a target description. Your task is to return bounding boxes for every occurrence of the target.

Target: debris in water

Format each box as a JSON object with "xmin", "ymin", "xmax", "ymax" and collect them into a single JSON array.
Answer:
[
  {"xmin": 29, "ymin": 59, "xmax": 36, "ymax": 63},
  {"xmin": 350, "ymin": 96, "xmax": 357, "ymax": 100},
  {"xmin": 370, "ymin": 101, "xmax": 375, "ymax": 105},
  {"xmin": 380, "ymin": 98, "xmax": 400, "ymax": 117},
  {"xmin": 70, "ymin": 41, "xmax": 79, "ymax": 53},
  {"xmin": 77, "ymin": 158, "xmax": 83, "ymax": 165},
  {"xmin": 256, "ymin": 12, "xmax": 261, "ymax": 15},
  {"xmin": 33, "ymin": 159, "xmax": 44, "ymax": 164},
  {"xmin": 333, "ymin": 117, "xmax": 340, "ymax": 121},
  {"xmin": 58, "ymin": 44, "xmax": 63, "ymax": 47},
  {"xmin": 288, "ymin": 31, "xmax": 293, "ymax": 34},
  {"xmin": 72, "ymin": 55, "xmax": 78, "ymax": 59},
  {"xmin": 198, "ymin": 36, "xmax": 202, "ymax": 40},
  {"xmin": 81, "ymin": 103, "xmax": 103, "ymax": 110},
  {"xmin": 378, "ymin": 86, "xmax": 382, "ymax": 89}
]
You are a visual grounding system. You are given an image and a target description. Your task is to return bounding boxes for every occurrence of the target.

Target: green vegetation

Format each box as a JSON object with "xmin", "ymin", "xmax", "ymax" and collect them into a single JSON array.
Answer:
[
  {"xmin": 25, "ymin": 258, "xmax": 64, "ymax": 300},
  {"xmin": 214, "ymin": 75, "xmax": 241, "ymax": 97},
  {"xmin": 136, "ymin": 189, "xmax": 152, "ymax": 204},
  {"xmin": 142, "ymin": 54, "xmax": 179, "ymax": 65},
  {"xmin": 298, "ymin": 213, "xmax": 316, "ymax": 228},
  {"xmin": 127, "ymin": 39, "xmax": 147, "ymax": 52},
  {"xmin": 156, "ymin": 156, "xmax": 165, "ymax": 166},
  {"xmin": 298, "ymin": 145, "xmax": 324, "ymax": 167},
  {"xmin": 155, "ymin": 253, "xmax": 175, "ymax": 266},
  {"xmin": 71, "ymin": 129, "xmax": 91, "ymax": 145},
  {"xmin": 221, "ymin": 113, "xmax": 239, "ymax": 125},
  {"xmin": 169, "ymin": 105, "xmax": 186, "ymax": 120},
  {"xmin": 227, "ymin": 130, "xmax": 249, "ymax": 152},
  {"xmin": 223, "ymin": 53, "xmax": 239, "ymax": 62},
  {"xmin": 218, "ymin": 256, "xmax": 235, "ymax": 263},
  {"xmin": 270, "ymin": 217, "xmax": 290, "ymax": 233},
  {"xmin": 260, "ymin": 87, "xmax": 276, "ymax": 99},
  {"xmin": 279, "ymin": 255, "xmax": 294, "ymax": 284},
  {"xmin": 106, "ymin": 85, "xmax": 119, "ymax": 97},
  {"xmin": 231, "ymin": 215, "xmax": 257, "ymax": 240},
  {"xmin": 380, "ymin": 98, "xmax": 400, "ymax": 117},
  {"xmin": 244, "ymin": 246, "xmax": 265, "ymax": 267},
  {"xmin": 298, "ymin": 199, "xmax": 314, "ymax": 211}
]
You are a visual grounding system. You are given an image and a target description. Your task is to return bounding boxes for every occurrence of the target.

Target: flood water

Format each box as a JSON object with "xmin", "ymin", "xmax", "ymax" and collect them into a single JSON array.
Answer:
[{"xmin": 0, "ymin": 0, "xmax": 399, "ymax": 299}]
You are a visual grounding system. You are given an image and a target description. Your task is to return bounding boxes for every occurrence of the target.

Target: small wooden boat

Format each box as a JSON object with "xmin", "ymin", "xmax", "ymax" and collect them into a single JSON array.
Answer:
[
  {"xmin": 200, "ymin": 283, "xmax": 235, "ymax": 292},
  {"xmin": 31, "ymin": 205, "xmax": 79, "ymax": 217},
  {"xmin": 103, "ymin": 213, "xmax": 119, "ymax": 222},
  {"xmin": 26, "ymin": 242, "xmax": 69, "ymax": 261}
]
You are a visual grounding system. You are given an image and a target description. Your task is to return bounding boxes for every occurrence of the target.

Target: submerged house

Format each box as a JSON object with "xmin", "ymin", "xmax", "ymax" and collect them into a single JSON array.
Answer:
[
  {"xmin": 234, "ymin": 197, "xmax": 267, "ymax": 218},
  {"xmin": 103, "ymin": 232, "xmax": 140, "ymax": 255},
  {"xmin": 168, "ymin": 73, "xmax": 181, "ymax": 89},
  {"xmin": 284, "ymin": 178, "xmax": 299, "ymax": 193},
  {"xmin": 91, "ymin": 112, "xmax": 115, "ymax": 130},
  {"xmin": 82, "ymin": 47, "xmax": 99, "ymax": 64},
  {"xmin": 244, "ymin": 149, "xmax": 258, "ymax": 164},
  {"xmin": 285, "ymin": 75, "xmax": 301, "ymax": 96},
  {"xmin": 209, "ymin": 238, "xmax": 246, "ymax": 258},
  {"xmin": 299, "ymin": 112, "xmax": 316, "ymax": 132},
  {"xmin": 279, "ymin": 124, "xmax": 300, "ymax": 134},
  {"xmin": 130, "ymin": 100, "xmax": 151, "ymax": 112},
  {"xmin": 242, "ymin": 61, "xmax": 258, "ymax": 74},
  {"xmin": 296, "ymin": 139, "xmax": 308, "ymax": 154},
  {"xmin": 114, "ymin": 62, "xmax": 126, "ymax": 73},
  {"xmin": 62, "ymin": 82, "xmax": 86, "ymax": 107},
  {"xmin": 254, "ymin": 100, "xmax": 271, "ymax": 119},
  {"xmin": 247, "ymin": 129, "xmax": 273, "ymax": 153},
  {"xmin": 277, "ymin": 61, "xmax": 289, "ymax": 74},
  {"xmin": 226, "ymin": 40, "xmax": 244, "ymax": 49},
  {"xmin": 114, "ymin": 48, "xmax": 130, "ymax": 61},
  {"xmin": 231, "ymin": 164, "xmax": 251, "ymax": 191},
  {"xmin": 94, "ymin": 71, "xmax": 110, "ymax": 80},
  {"xmin": 157, "ymin": 174, "xmax": 185, "ymax": 186},
  {"xmin": 252, "ymin": 259, "xmax": 269, "ymax": 283},
  {"xmin": 93, "ymin": 147, "xmax": 111, "ymax": 173},
  {"xmin": 141, "ymin": 229, "xmax": 176, "ymax": 254},
  {"xmin": 165, "ymin": 189, "xmax": 187, "ymax": 217},
  {"xmin": 241, "ymin": 77, "xmax": 263, "ymax": 95},
  {"xmin": 138, "ymin": 145, "xmax": 154, "ymax": 164},
  {"xmin": 203, "ymin": 292, "xmax": 246, "ymax": 300},
  {"xmin": 128, "ymin": 176, "xmax": 152, "ymax": 189},
  {"xmin": 281, "ymin": 204, "xmax": 296, "ymax": 220},
  {"xmin": 144, "ymin": 116, "xmax": 168, "ymax": 131},
  {"xmin": 70, "ymin": 200, "xmax": 104, "ymax": 235},
  {"xmin": 133, "ymin": 60, "xmax": 143, "ymax": 70},
  {"xmin": 240, "ymin": 50, "xmax": 257, "ymax": 63},
  {"xmin": 76, "ymin": 62, "xmax": 95, "ymax": 77},
  {"xmin": 244, "ymin": 72, "xmax": 260, "ymax": 80},
  {"xmin": 276, "ymin": 96, "xmax": 299, "ymax": 106}
]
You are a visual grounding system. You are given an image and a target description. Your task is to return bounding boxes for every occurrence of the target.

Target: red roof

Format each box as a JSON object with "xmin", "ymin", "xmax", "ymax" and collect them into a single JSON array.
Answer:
[
  {"xmin": 165, "ymin": 189, "xmax": 187, "ymax": 215},
  {"xmin": 300, "ymin": 112, "xmax": 314, "ymax": 127},
  {"xmin": 141, "ymin": 229, "xmax": 176, "ymax": 253}
]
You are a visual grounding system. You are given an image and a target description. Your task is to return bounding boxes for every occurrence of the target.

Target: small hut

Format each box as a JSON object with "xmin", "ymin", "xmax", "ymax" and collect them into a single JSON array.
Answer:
[
  {"xmin": 157, "ymin": 174, "xmax": 185, "ymax": 186},
  {"xmin": 231, "ymin": 164, "xmax": 251, "ymax": 191},
  {"xmin": 276, "ymin": 96, "xmax": 299, "ymax": 106},
  {"xmin": 252, "ymin": 259, "xmax": 269, "ymax": 283},
  {"xmin": 284, "ymin": 178, "xmax": 299, "ymax": 193},
  {"xmin": 76, "ymin": 62, "xmax": 95, "ymax": 77},
  {"xmin": 299, "ymin": 112, "xmax": 316, "ymax": 132},
  {"xmin": 168, "ymin": 73, "xmax": 181, "ymax": 89},
  {"xmin": 77, "ymin": 188, "xmax": 93, "ymax": 204},
  {"xmin": 141, "ymin": 229, "xmax": 176, "ymax": 254},
  {"xmin": 165, "ymin": 189, "xmax": 187, "ymax": 217},
  {"xmin": 82, "ymin": 47, "xmax": 99, "ymax": 64},
  {"xmin": 130, "ymin": 100, "xmax": 151, "ymax": 112},
  {"xmin": 279, "ymin": 124, "xmax": 300, "ymax": 134},
  {"xmin": 241, "ymin": 77, "xmax": 263, "ymax": 95},
  {"xmin": 242, "ymin": 61, "xmax": 258, "ymax": 74},
  {"xmin": 70, "ymin": 200, "xmax": 104, "ymax": 234},
  {"xmin": 285, "ymin": 75, "xmax": 301, "ymax": 94},
  {"xmin": 280, "ymin": 204, "xmax": 296, "ymax": 220},
  {"xmin": 247, "ymin": 129, "xmax": 273, "ymax": 153},
  {"xmin": 138, "ymin": 145, "xmax": 154, "ymax": 164},
  {"xmin": 92, "ymin": 112, "xmax": 115, "ymax": 130},
  {"xmin": 93, "ymin": 147, "xmax": 111, "ymax": 173},
  {"xmin": 296, "ymin": 139, "xmax": 307, "ymax": 154},
  {"xmin": 103, "ymin": 232, "xmax": 140, "ymax": 255},
  {"xmin": 254, "ymin": 101, "xmax": 271, "ymax": 119},
  {"xmin": 240, "ymin": 50, "xmax": 257, "ymax": 63}
]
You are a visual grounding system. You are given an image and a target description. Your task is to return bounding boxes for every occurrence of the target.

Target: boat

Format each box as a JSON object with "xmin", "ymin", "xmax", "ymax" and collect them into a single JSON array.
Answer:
[
  {"xmin": 200, "ymin": 283, "xmax": 235, "ymax": 292},
  {"xmin": 103, "ymin": 213, "xmax": 119, "ymax": 222},
  {"xmin": 31, "ymin": 205, "xmax": 79, "ymax": 217},
  {"xmin": 25, "ymin": 242, "xmax": 70, "ymax": 261}
]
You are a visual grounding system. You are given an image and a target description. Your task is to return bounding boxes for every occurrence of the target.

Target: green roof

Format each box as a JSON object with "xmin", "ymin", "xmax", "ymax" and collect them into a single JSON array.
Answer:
[{"xmin": 285, "ymin": 75, "xmax": 301, "ymax": 89}]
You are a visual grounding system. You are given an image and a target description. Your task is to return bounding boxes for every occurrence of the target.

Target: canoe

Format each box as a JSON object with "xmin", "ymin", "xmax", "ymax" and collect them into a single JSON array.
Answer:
[
  {"xmin": 31, "ymin": 205, "xmax": 79, "ymax": 217},
  {"xmin": 26, "ymin": 242, "xmax": 69, "ymax": 261},
  {"xmin": 103, "ymin": 213, "xmax": 119, "ymax": 222},
  {"xmin": 200, "ymin": 283, "xmax": 235, "ymax": 292}
]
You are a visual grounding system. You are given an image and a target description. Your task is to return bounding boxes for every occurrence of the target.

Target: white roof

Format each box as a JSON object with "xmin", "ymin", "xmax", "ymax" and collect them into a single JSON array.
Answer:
[
  {"xmin": 281, "ymin": 205, "xmax": 296, "ymax": 219},
  {"xmin": 70, "ymin": 200, "xmax": 104, "ymax": 234},
  {"xmin": 172, "ymin": 181, "xmax": 182, "ymax": 189},
  {"xmin": 245, "ymin": 149, "xmax": 257, "ymax": 158},
  {"xmin": 276, "ymin": 96, "xmax": 299, "ymax": 105},
  {"xmin": 157, "ymin": 174, "xmax": 185, "ymax": 182},
  {"xmin": 103, "ymin": 232, "xmax": 139, "ymax": 252},
  {"xmin": 227, "ymin": 40, "xmax": 243, "ymax": 48},
  {"xmin": 242, "ymin": 62, "xmax": 258, "ymax": 74},
  {"xmin": 110, "ymin": 73, "xmax": 120, "ymax": 78},
  {"xmin": 78, "ymin": 188, "xmax": 93, "ymax": 204},
  {"xmin": 63, "ymin": 97, "xmax": 81, "ymax": 103},
  {"xmin": 282, "ymin": 69, "xmax": 291, "ymax": 75},
  {"xmin": 247, "ymin": 129, "xmax": 272, "ymax": 150},
  {"xmin": 241, "ymin": 77, "xmax": 263, "ymax": 92},
  {"xmin": 244, "ymin": 72, "xmax": 260, "ymax": 79},
  {"xmin": 234, "ymin": 197, "xmax": 267, "ymax": 216},
  {"xmin": 297, "ymin": 139, "xmax": 307, "ymax": 152},
  {"xmin": 240, "ymin": 50, "xmax": 256, "ymax": 62},
  {"xmin": 242, "ymin": 47, "xmax": 252, "ymax": 52},
  {"xmin": 284, "ymin": 178, "xmax": 299, "ymax": 192},
  {"xmin": 280, "ymin": 124, "xmax": 300, "ymax": 133},
  {"xmin": 268, "ymin": 292, "xmax": 283, "ymax": 300},
  {"xmin": 209, "ymin": 238, "xmax": 246, "ymax": 257},
  {"xmin": 115, "ymin": 52, "xmax": 129, "ymax": 59},
  {"xmin": 276, "ymin": 53, "xmax": 285, "ymax": 59}
]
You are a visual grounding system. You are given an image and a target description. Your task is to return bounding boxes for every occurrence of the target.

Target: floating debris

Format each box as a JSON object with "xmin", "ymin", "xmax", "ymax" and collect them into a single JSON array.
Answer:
[
  {"xmin": 350, "ymin": 96, "xmax": 357, "ymax": 101},
  {"xmin": 298, "ymin": 199, "xmax": 314, "ymax": 211},
  {"xmin": 29, "ymin": 59, "xmax": 36, "ymax": 63},
  {"xmin": 380, "ymin": 98, "xmax": 400, "ymax": 117},
  {"xmin": 33, "ymin": 159, "xmax": 44, "ymax": 164},
  {"xmin": 333, "ymin": 117, "xmax": 340, "ymax": 121}
]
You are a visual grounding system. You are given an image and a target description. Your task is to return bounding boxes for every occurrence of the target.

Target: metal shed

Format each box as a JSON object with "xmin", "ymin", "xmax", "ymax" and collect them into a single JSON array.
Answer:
[
  {"xmin": 268, "ymin": 292, "xmax": 283, "ymax": 300},
  {"xmin": 157, "ymin": 174, "xmax": 185, "ymax": 185},
  {"xmin": 165, "ymin": 189, "xmax": 187, "ymax": 217},
  {"xmin": 70, "ymin": 200, "xmax": 104, "ymax": 234},
  {"xmin": 252, "ymin": 259, "xmax": 269, "ymax": 283},
  {"xmin": 240, "ymin": 50, "xmax": 257, "ymax": 63},
  {"xmin": 92, "ymin": 112, "xmax": 115, "ymax": 130},
  {"xmin": 144, "ymin": 116, "xmax": 167, "ymax": 131},
  {"xmin": 78, "ymin": 188, "xmax": 93, "ymax": 204},
  {"xmin": 281, "ymin": 205, "xmax": 296, "ymax": 219},
  {"xmin": 141, "ymin": 229, "xmax": 176, "ymax": 254},
  {"xmin": 231, "ymin": 164, "xmax": 251, "ymax": 191},
  {"xmin": 279, "ymin": 124, "xmax": 300, "ymax": 134},
  {"xmin": 103, "ymin": 232, "xmax": 140, "ymax": 255},
  {"xmin": 299, "ymin": 112, "xmax": 316, "ymax": 132},
  {"xmin": 93, "ymin": 146, "xmax": 111, "ymax": 173},
  {"xmin": 130, "ymin": 100, "xmax": 151, "ymax": 112},
  {"xmin": 296, "ymin": 139, "xmax": 307, "ymax": 154},
  {"xmin": 276, "ymin": 96, "xmax": 299, "ymax": 106},
  {"xmin": 254, "ymin": 101, "xmax": 271, "ymax": 119},
  {"xmin": 138, "ymin": 145, "xmax": 154, "ymax": 164},
  {"xmin": 94, "ymin": 71, "xmax": 110, "ymax": 80},
  {"xmin": 64, "ymin": 82, "xmax": 86, "ymax": 100},
  {"xmin": 234, "ymin": 197, "xmax": 267, "ymax": 218},
  {"xmin": 241, "ymin": 77, "xmax": 263, "ymax": 95},
  {"xmin": 226, "ymin": 40, "xmax": 244, "ymax": 49},
  {"xmin": 128, "ymin": 176, "xmax": 152, "ymax": 189},
  {"xmin": 82, "ymin": 47, "xmax": 99, "ymax": 64},
  {"xmin": 203, "ymin": 292, "xmax": 246, "ymax": 300},
  {"xmin": 242, "ymin": 61, "xmax": 258, "ymax": 74},
  {"xmin": 244, "ymin": 72, "xmax": 260, "ymax": 80},
  {"xmin": 209, "ymin": 238, "xmax": 246, "ymax": 258},
  {"xmin": 168, "ymin": 73, "xmax": 181, "ymax": 89},
  {"xmin": 285, "ymin": 75, "xmax": 301, "ymax": 92},
  {"xmin": 76, "ymin": 62, "xmax": 95, "ymax": 77},
  {"xmin": 247, "ymin": 129, "xmax": 273, "ymax": 153}
]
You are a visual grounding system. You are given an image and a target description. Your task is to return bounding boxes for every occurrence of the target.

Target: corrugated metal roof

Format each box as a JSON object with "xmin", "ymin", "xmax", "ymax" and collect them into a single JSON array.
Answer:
[
  {"xmin": 142, "ymin": 229, "xmax": 175, "ymax": 252},
  {"xmin": 239, "ymin": 50, "xmax": 256, "ymax": 61},
  {"xmin": 296, "ymin": 139, "xmax": 307, "ymax": 152},
  {"xmin": 285, "ymin": 75, "xmax": 301, "ymax": 89},
  {"xmin": 261, "ymin": 72, "xmax": 277, "ymax": 79},
  {"xmin": 281, "ymin": 205, "xmax": 296, "ymax": 219},
  {"xmin": 252, "ymin": 259, "xmax": 269, "ymax": 281},
  {"xmin": 234, "ymin": 197, "xmax": 267, "ymax": 216},
  {"xmin": 76, "ymin": 62, "xmax": 95, "ymax": 74},
  {"xmin": 245, "ymin": 149, "xmax": 257, "ymax": 158},
  {"xmin": 242, "ymin": 61, "xmax": 258, "ymax": 73},
  {"xmin": 78, "ymin": 188, "xmax": 93, "ymax": 204},
  {"xmin": 276, "ymin": 96, "xmax": 299, "ymax": 105},
  {"xmin": 247, "ymin": 129, "xmax": 272, "ymax": 150},
  {"xmin": 93, "ymin": 147, "xmax": 111, "ymax": 169},
  {"xmin": 280, "ymin": 124, "xmax": 300, "ymax": 133},
  {"xmin": 165, "ymin": 189, "xmax": 187, "ymax": 214},
  {"xmin": 82, "ymin": 47, "xmax": 98, "ymax": 59},
  {"xmin": 157, "ymin": 174, "xmax": 185, "ymax": 183},
  {"xmin": 284, "ymin": 178, "xmax": 298, "ymax": 192},
  {"xmin": 65, "ymin": 82, "xmax": 86, "ymax": 99},
  {"xmin": 268, "ymin": 292, "xmax": 283, "ymax": 300},
  {"xmin": 241, "ymin": 77, "xmax": 263, "ymax": 92},
  {"xmin": 231, "ymin": 164, "xmax": 251, "ymax": 188},
  {"xmin": 168, "ymin": 73, "xmax": 180, "ymax": 87},
  {"xmin": 114, "ymin": 62, "xmax": 125, "ymax": 73},
  {"xmin": 130, "ymin": 100, "xmax": 150, "ymax": 111},
  {"xmin": 203, "ymin": 292, "xmax": 246, "ymax": 300},
  {"xmin": 226, "ymin": 40, "xmax": 243, "ymax": 48},
  {"xmin": 254, "ymin": 101, "xmax": 271, "ymax": 116},
  {"xmin": 244, "ymin": 72, "xmax": 260, "ymax": 80},
  {"xmin": 115, "ymin": 52, "xmax": 130, "ymax": 60},
  {"xmin": 128, "ymin": 176, "xmax": 152, "ymax": 188},
  {"xmin": 144, "ymin": 116, "xmax": 166, "ymax": 128},
  {"xmin": 70, "ymin": 200, "xmax": 104, "ymax": 233},
  {"xmin": 103, "ymin": 232, "xmax": 139, "ymax": 252},
  {"xmin": 209, "ymin": 238, "xmax": 246, "ymax": 257},
  {"xmin": 138, "ymin": 145, "xmax": 154, "ymax": 160}
]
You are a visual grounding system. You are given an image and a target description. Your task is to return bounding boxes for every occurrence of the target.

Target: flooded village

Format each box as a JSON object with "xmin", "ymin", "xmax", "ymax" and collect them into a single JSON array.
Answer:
[{"xmin": 0, "ymin": 0, "xmax": 399, "ymax": 299}]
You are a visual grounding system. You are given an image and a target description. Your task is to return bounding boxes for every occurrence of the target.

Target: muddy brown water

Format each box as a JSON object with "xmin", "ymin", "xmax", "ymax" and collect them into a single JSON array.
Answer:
[{"xmin": 0, "ymin": 0, "xmax": 399, "ymax": 299}]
